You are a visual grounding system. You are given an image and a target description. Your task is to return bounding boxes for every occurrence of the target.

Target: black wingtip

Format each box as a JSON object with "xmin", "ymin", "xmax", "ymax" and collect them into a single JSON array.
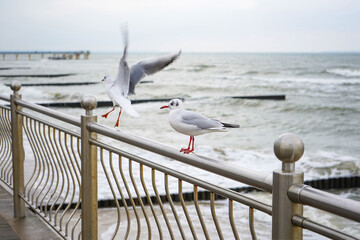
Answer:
[{"xmin": 221, "ymin": 122, "xmax": 240, "ymax": 128}]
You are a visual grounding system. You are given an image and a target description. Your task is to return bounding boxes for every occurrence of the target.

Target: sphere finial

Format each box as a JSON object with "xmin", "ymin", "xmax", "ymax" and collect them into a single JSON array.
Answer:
[
  {"xmin": 10, "ymin": 80, "xmax": 21, "ymax": 92},
  {"xmin": 81, "ymin": 95, "xmax": 97, "ymax": 113},
  {"xmin": 274, "ymin": 133, "xmax": 304, "ymax": 171}
]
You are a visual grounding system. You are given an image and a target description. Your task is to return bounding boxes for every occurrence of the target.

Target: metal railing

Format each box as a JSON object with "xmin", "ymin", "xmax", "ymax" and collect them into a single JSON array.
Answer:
[{"xmin": 0, "ymin": 80, "xmax": 359, "ymax": 240}]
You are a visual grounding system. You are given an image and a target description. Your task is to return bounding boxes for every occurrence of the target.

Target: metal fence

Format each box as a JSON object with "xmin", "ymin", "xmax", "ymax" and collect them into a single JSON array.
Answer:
[{"xmin": 0, "ymin": 80, "xmax": 359, "ymax": 240}]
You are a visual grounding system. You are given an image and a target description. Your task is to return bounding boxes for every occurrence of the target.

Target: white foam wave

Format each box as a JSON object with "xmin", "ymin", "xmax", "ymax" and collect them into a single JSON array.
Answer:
[{"xmin": 326, "ymin": 68, "xmax": 360, "ymax": 77}]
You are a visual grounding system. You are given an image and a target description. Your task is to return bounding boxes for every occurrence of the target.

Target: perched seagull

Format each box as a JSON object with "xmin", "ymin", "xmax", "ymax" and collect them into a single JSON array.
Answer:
[
  {"xmin": 102, "ymin": 28, "xmax": 181, "ymax": 127},
  {"xmin": 160, "ymin": 99, "xmax": 240, "ymax": 154}
]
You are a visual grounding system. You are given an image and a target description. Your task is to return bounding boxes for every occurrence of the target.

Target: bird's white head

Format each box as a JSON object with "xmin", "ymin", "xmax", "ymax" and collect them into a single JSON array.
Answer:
[
  {"xmin": 102, "ymin": 75, "xmax": 112, "ymax": 82},
  {"xmin": 160, "ymin": 98, "xmax": 184, "ymax": 110}
]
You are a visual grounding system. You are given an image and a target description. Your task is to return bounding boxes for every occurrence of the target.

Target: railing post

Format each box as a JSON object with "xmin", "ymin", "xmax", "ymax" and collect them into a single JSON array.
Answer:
[
  {"xmin": 80, "ymin": 95, "xmax": 98, "ymax": 240},
  {"xmin": 272, "ymin": 133, "xmax": 304, "ymax": 240},
  {"xmin": 10, "ymin": 80, "xmax": 25, "ymax": 217}
]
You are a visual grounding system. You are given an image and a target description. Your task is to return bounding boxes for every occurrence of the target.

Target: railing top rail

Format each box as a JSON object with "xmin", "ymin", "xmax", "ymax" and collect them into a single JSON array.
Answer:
[
  {"xmin": 89, "ymin": 122, "xmax": 273, "ymax": 193},
  {"xmin": 289, "ymin": 184, "xmax": 360, "ymax": 222},
  {"xmin": 0, "ymin": 94, "xmax": 10, "ymax": 102},
  {"xmin": 15, "ymin": 98, "xmax": 81, "ymax": 127}
]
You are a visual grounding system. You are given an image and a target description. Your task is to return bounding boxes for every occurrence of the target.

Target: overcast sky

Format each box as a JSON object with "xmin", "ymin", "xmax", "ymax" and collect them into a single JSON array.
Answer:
[{"xmin": 0, "ymin": 0, "xmax": 359, "ymax": 53}]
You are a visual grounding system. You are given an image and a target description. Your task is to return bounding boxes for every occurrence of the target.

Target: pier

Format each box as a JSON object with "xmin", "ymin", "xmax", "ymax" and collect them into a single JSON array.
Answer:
[{"xmin": 0, "ymin": 50, "xmax": 90, "ymax": 60}]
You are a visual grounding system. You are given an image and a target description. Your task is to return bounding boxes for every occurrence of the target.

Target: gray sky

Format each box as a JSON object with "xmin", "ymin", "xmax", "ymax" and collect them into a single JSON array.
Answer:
[{"xmin": 1, "ymin": 0, "xmax": 359, "ymax": 52}]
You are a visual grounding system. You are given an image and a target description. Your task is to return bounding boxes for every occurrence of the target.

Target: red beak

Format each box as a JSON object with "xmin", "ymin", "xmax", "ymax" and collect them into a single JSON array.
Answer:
[
  {"xmin": 101, "ymin": 78, "xmax": 104, "ymax": 82},
  {"xmin": 160, "ymin": 105, "xmax": 169, "ymax": 109}
]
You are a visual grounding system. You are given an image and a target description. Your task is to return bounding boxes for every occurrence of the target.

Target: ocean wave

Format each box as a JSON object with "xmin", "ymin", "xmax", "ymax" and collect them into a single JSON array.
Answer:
[
  {"xmin": 242, "ymin": 70, "xmax": 278, "ymax": 75},
  {"xmin": 300, "ymin": 151, "xmax": 360, "ymax": 179},
  {"xmin": 326, "ymin": 68, "xmax": 360, "ymax": 78},
  {"xmin": 280, "ymin": 103, "xmax": 360, "ymax": 114},
  {"xmin": 195, "ymin": 146, "xmax": 359, "ymax": 181},
  {"xmin": 187, "ymin": 64, "xmax": 216, "ymax": 72}
]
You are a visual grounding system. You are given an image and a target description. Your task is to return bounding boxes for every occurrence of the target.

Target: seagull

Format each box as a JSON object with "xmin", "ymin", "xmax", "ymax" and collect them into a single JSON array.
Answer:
[
  {"xmin": 160, "ymin": 99, "xmax": 240, "ymax": 154},
  {"xmin": 102, "ymin": 27, "xmax": 181, "ymax": 127}
]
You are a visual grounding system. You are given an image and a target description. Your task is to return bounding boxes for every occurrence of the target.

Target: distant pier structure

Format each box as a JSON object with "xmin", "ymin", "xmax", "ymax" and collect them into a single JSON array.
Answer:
[{"xmin": 0, "ymin": 50, "xmax": 90, "ymax": 60}]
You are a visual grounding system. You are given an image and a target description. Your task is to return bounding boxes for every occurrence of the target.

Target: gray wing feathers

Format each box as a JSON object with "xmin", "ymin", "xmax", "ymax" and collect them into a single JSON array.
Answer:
[
  {"xmin": 115, "ymin": 46, "xmax": 130, "ymax": 96},
  {"xmin": 115, "ymin": 27, "xmax": 130, "ymax": 96},
  {"xmin": 128, "ymin": 50, "xmax": 181, "ymax": 95},
  {"xmin": 181, "ymin": 111, "xmax": 223, "ymax": 129}
]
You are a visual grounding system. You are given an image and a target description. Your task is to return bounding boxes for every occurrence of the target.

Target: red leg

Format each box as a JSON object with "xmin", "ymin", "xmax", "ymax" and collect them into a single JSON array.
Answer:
[
  {"xmin": 181, "ymin": 136, "xmax": 192, "ymax": 152},
  {"xmin": 189, "ymin": 136, "xmax": 195, "ymax": 153},
  {"xmin": 102, "ymin": 106, "xmax": 115, "ymax": 118},
  {"xmin": 114, "ymin": 109, "xmax": 122, "ymax": 127},
  {"xmin": 181, "ymin": 136, "xmax": 195, "ymax": 154}
]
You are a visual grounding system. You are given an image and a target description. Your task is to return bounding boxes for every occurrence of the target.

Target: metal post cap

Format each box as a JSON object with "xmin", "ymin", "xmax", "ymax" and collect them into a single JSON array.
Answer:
[
  {"xmin": 10, "ymin": 80, "xmax": 21, "ymax": 91},
  {"xmin": 274, "ymin": 133, "xmax": 304, "ymax": 163},
  {"xmin": 81, "ymin": 95, "xmax": 97, "ymax": 110}
]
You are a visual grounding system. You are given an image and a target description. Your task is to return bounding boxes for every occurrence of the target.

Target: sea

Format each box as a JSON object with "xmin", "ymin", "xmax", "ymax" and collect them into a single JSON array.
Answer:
[{"xmin": 1, "ymin": 52, "xmax": 359, "ymax": 239}]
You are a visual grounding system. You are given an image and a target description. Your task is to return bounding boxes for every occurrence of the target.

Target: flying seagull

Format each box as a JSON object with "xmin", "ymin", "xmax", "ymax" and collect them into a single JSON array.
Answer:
[{"xmin": 102, "ymin": 27, "xmax": 181, "ymax": 127}]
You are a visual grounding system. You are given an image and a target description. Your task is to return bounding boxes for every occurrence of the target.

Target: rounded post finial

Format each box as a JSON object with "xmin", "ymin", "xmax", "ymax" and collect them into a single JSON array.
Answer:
[
  {"xmin": 10, "ymin": 80, "xmax": 21, "ymax": 92},
  {"xmin": 274, "ymin": 133, "xmax": 304, "ymax": 171},
  {"xmin": 81, "ymin": 95, "xmax": 97, "ymax": 115}
]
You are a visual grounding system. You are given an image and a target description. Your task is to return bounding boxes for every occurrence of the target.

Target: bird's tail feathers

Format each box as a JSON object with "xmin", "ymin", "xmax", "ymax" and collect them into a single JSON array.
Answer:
[{"xmin": 116, "ymin": 96, "xmax": 139, "ymax": 118}]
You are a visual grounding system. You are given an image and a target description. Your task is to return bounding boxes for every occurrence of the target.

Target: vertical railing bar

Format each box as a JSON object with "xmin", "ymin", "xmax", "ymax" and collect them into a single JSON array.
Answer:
[
  {"xmin": 100, "ymin": 150, "xmax": 122, "ymax": 240},
  {"xmin": 2, "ymin": 111, "xmax": 12, "ymax": 185},
  {"xmin": 55, "ymin": 131, "xmax": 72, "ymax": 228},
  {"xmin": 74, "ymin": 134, "xmax": 83, "ymax": 239},
  {"xmin": 110, "ymin": 154, "xmax": 131, "ymax": 240},
  {"xmin": 0, "ymin": 108, "xmax": 7, "ymax": 169},
  {"xmin": 6, "ymin": 109, "xmax": 13, "ymax": 186},
  {"xmin": 178, "ymin": 179, "xmax": 198, "ymax": 240},
  {"xmin": 119, "ymin": 155, "xmax": 141, "ymax": 240},
  {"xmin": 51, "ymin": 129, "xmax": 66, "ymax": 226},
  {"xmin": 76, "ymin": 138, "xmax": 81, "ymax": 171},
  {"xmin": 0, "ymin": 108, "xmax": 9, "ymax": 183},
  {"xmin": 41, "ymin": 125, "xmax": 57, "ymax": 218},
  {"xmin": 210, "ymin": 192, "xmax": 224, "ymax": 240},
  {"xmin": 72, "ymin": 216, "xmax": 81, "ymax": 240},
  {"xmin": 59, "ymin": 133, "xmax": 78, "ymax": 233},
  {"xmin": 229, "ymin": 199, "xmax": 240, "ymax": 240},
  {"xmin": 193, "ymin": 185, "xmax": 210, "ymax": 239},
  {"xmin": 0, "ymin": 108, "xmax": 12, "ymax": 186},
  {"xmin": 4, "ymin": 107, "xmax": 13, "ymax": 186},
  {"xmin": 140, "ymin": 164, "xmax": 163, "ymax": 239},
  {"xmin": 47, "ymin": 128, "xmax": 62, "ymax": 221},
  {"xmin": 65, "ymin": 135, "xmax": 82, "ymax": 237},
  {"xmin": 31, "ymin": 120, "xmax": 47, "ymax": 207},
  {"xmin": 35, "ymin": 123, "xmax": 52, "ymax": 212},
  {"xmin": 129, "ymin": 159, "xmax": 152, "ymax": 239},
  {"xmin": 22, "ymin": 117, "xmax": 38, "ymax": 196},
  {"xmin": 151, "ymin": 169, "xmax": 175, "ymax": 239},
  {"xmin": 0, "ymin": 108, "xmax": 5, "ymax": 160},
  {"xmin": 0, "ymin": 108, "xmax": 5, "ymax": 178},
  {"xmin": 249, "ymin": 207, "xmax": 257, "ymax": 240},
  {"xmin": 1, "ymin": 108, "xmax": 11, "ymax": 159},
  {"xmin": 164, "ymin": 174, "xmax": 186, "ymax": 239},
  {"xmin": 25, "ymin": 118, "xmax": 43, "ymax": 205}
]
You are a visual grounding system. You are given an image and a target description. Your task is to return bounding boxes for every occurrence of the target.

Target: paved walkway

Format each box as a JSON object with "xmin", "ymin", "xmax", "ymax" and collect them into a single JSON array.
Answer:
[{"xmin": 0, "ymin": 184, "xmax": 61, "ymax": 240}]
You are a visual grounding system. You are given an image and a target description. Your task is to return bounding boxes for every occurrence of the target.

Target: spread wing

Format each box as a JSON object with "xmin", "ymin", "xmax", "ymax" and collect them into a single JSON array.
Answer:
[
  {"xmin": 128, "ymin": 50, "xmax": 181, "ymax": 95},
  {"xmin": 114, "ymin": 26, "xmax": 130, "ymax": 96}
]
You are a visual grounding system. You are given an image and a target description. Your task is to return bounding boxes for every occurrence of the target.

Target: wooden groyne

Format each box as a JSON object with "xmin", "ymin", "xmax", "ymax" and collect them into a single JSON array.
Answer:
[
  {"xmin": 229, "ymin": 94, "xmax": 286, "ymax": 100},
  {"xmin": 0, "ymin": 51, "xmax": 90, "ymax": 60}
]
